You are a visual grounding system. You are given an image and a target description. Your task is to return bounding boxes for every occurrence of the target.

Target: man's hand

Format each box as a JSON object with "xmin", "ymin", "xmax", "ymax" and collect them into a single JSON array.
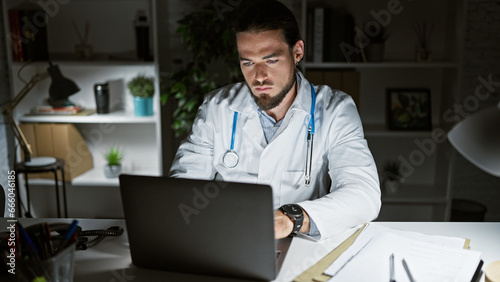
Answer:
[{"xmin": 274, "ymin": 209, "xmax": 310, "ymax": 239}]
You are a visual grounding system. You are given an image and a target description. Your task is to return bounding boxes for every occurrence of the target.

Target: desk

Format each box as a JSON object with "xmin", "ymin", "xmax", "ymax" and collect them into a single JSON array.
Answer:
[{"xmin": 1, "ymin": 219, "xmax": 499, "ymax": 282}]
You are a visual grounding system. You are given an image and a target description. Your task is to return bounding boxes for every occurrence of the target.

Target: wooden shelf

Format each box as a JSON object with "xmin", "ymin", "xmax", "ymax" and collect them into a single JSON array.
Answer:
[
  {"xmin": 304, "ymin": 62, "xmax": 459, "ymax": 69},
  {"xmin": 19, "ymin": 111, "xmax": 158, "ymax": 124},
  {"xmin": 71, "ymin": 166, "xmax": 162, "ymax": 187},
  {"xmin": 11, "ymin": 55, "xmax": 155, "ymax": 67}
]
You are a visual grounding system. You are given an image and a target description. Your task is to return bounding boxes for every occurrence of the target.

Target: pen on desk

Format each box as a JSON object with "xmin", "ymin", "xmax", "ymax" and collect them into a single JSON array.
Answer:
[
  {"xmin": 43, "ymin": 222, "xmax": 54, "ymax": 257},
  {"xmin": 390, "ymin": 253, "xmax": 396, "ymax": 282},
  {"xmin": 402, "ymin": 258, "xmax": 415, "ymax": 282},
  {"xmin": 17, "ymin": 223, "xmax": 39, "ymax": 256},
  {"xmin": 57, "ymin": 219, "xmax": 79, "ymax": 253}
]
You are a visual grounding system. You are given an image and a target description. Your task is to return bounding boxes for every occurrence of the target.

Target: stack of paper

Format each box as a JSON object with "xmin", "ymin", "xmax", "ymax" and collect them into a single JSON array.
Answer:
[
  {"xmin": 324, "ymin": 224, "xmax": 482, "ymax": 282},
  {"xmin": 295, "ymin": 223, "xmax": 482, "ymax": 282}
]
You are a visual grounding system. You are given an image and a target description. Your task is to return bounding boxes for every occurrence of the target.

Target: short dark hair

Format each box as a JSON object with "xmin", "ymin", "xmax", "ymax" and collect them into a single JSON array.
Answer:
[{"xmin": 233, "ymin": 0, "xmax": 301, "ymax": 49}]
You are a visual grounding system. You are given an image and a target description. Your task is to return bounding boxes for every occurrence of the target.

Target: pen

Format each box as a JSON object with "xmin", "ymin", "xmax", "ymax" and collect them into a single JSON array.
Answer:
[
  {"xmin": 390, "ymin": 253, "xmax": 396, "ymax": 282},
  {"xmin": 57, "ymin": 219, "xmax": 78, "ymax": 253},
  {"xmin": 17, "ymin": 223, "xmax": 39, "ymax": 256},
  {"xmin": 402, "ymin": 258, "xmax": 415, "ymax": 282}
]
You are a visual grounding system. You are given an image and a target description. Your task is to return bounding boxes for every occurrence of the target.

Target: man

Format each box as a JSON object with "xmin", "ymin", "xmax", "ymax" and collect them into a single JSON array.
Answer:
[{"xmin": 169, "ymin": 0, "xmax": 381, "ymax": 239}]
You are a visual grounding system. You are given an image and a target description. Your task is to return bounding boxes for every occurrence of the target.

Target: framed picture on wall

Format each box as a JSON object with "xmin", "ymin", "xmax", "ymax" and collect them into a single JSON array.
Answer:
[{"xmin": 387, "ymin": 88, "xmax": 432, "ymax": 130}]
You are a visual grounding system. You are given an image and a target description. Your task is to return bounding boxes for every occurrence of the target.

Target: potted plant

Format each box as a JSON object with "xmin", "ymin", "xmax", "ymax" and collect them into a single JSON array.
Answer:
[
  {"xmin": 160, "ymin": 2, "xmax": 242, "ymax": 137},
  {"xmin": 103, "ymin": 146, "xmax": 123, "ymax": 178},
  {"xmin": 382, "ymin": 159, "xmax": 403, "ymax": 194},
  {"xmin": 127, "ymin": 74, "xmax": 155, "ymax": 116}
]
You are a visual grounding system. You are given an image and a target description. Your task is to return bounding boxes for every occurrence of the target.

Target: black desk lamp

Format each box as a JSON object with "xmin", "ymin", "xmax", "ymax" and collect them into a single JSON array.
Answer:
[
  {"xmin": 47, "ymin": 62, "xmax": 80, "ymax": 107},
  {"xmin": 2, "ymin": 62, "xmax": 80, "ymax": 166}
]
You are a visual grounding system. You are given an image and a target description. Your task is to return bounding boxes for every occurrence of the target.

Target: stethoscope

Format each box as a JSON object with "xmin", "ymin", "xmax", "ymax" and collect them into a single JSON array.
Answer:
[{"xmin": 222, "ymin": 82, "xmax": 316, "ymax": 186}]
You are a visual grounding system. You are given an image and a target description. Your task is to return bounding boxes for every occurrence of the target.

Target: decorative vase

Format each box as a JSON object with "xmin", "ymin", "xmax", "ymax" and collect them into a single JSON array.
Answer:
[
  {"xmin": 133, "ymin": 97, "xmax": 153, "ymax": 116},
  {"xmin": 416, "ymin": 48, "xmax": 432, "ymax": 62},
  {"xmin": 104, "ymin": 164, "xmax": 121, "ymax": 178},
  {"xmin": 75, "ymin": 44, "xmax": 93, "ymax": 60}
]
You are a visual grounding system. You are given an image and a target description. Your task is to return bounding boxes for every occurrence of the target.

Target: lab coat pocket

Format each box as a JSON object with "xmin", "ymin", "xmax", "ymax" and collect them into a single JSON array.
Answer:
[
  {"xmin": 280, "ymin": 171, "xmax": 310, "ymax": 204},
  {"xmin": 281, "ymin": 171, "xmax": 305, "ymax": 190}
]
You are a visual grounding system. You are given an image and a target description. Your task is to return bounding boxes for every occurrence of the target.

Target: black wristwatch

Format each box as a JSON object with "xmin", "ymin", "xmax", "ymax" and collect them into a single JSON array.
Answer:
[{"xmin": 279, "ymin": 204, "xmax": 304, "ymax": 236}]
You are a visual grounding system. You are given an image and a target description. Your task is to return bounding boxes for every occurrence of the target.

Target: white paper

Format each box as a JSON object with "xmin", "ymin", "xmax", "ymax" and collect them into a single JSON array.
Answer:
[{"xmin": 325, "ymin": 224, "xmax": 482, "ymax": 282}]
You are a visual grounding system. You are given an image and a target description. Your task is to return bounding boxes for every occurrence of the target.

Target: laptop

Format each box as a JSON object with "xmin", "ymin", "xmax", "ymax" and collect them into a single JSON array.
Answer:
[{"xmin": 119, "ymin": 174, "xmax": 292, "ymax": 281}]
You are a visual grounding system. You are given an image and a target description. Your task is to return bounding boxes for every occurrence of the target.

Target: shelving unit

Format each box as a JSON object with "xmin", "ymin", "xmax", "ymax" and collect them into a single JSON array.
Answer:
[
  {"xmin": 2, "ymin": 0, "xmax": 161, "ymax": 218},
  {"xmin": 297, "ymin": 0, "xmax": 466, "ymax": 221},
  {"xmin": 19, "ymin": 111, "xmax": 157, "ymax": 124},
  {"xmin": 304, "ymin": 62, "xmax": 458, "ymax": 69}
]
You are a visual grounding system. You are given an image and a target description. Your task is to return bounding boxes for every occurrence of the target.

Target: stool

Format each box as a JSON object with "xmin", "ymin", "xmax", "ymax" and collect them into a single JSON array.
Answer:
[{"xmin": 14, "ymin": 158, "xmax": 68, "ymax": 218}]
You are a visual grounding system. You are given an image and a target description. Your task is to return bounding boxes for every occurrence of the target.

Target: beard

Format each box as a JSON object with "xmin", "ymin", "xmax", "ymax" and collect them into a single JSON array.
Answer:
[{"xmin": 248, "ymin": 68, "xmax": 297, "ymax": 111}]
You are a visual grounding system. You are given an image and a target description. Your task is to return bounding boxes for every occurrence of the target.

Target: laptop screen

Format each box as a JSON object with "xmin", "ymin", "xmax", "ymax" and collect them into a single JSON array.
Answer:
[{"xmin": 119, "ymin": 175, "xmax": 279, "ymax": 281}]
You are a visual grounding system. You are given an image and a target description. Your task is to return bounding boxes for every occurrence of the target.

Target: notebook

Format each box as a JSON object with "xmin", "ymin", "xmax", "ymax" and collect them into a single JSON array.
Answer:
[{"xmin": 119, "ymin": 174, "xmax": 291, "ymax": 281}]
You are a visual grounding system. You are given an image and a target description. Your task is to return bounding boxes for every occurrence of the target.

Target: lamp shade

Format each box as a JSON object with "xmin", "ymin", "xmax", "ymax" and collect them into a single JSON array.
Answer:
[
  {"xmin": 47, "ymin": 63, "xmax": 80, "ymax": 107},
  {"xmin": 448, "ymin": 103, "xmax": 500, "ymax": 177}
]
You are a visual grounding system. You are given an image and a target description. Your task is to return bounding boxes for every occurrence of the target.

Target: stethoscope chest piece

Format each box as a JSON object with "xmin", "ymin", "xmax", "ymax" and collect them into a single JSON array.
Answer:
[{"xmin": 223, "ymin": 150, "xmax": 239, "ymax": 168}]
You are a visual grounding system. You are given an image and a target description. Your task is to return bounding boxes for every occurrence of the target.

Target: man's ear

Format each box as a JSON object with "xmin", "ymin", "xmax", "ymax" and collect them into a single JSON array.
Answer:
[{"xmin": 293, "ymin": 40, "xmax": 305, "ymax": 64}]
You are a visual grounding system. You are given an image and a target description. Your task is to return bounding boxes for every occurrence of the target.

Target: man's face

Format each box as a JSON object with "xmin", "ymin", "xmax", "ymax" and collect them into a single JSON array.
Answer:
[{"xmin": 236, "ymin": 30, "xmax": 301, "ymax": 111}]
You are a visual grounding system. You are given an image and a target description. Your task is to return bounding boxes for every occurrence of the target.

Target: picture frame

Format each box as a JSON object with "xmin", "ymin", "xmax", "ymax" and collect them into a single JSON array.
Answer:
[{"xmin": 387, "ymin": 88, "xmax": 432, "ymax": 130}]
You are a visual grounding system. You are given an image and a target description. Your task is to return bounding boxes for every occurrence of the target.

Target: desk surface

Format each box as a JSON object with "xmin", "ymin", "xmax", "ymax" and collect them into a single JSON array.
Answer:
[{"xmin": 2, "ymin": 218, "xmax": 499, "ymax": 282}]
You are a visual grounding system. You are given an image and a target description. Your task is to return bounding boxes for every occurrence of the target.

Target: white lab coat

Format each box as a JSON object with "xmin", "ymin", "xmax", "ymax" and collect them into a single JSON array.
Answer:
[{"xmin": 169, "ymin": 72, "xmax": 381, "ymax": 239}]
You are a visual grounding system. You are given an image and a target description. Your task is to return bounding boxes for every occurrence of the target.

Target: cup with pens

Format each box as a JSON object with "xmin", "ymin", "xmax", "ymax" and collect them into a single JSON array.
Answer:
[{"xmin": 1, "ymin": 220, "xmax": 79, "ymax": 282}]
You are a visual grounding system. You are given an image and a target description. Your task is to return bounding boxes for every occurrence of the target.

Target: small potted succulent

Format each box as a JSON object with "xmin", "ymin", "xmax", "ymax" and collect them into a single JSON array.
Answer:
[
  {"xmin": 103, "ymin": 146, "xmax": 123, "ymax": 178},
  {"xmin": 127, "ymin": 74, "xmax": 155, "ymax": 116}
]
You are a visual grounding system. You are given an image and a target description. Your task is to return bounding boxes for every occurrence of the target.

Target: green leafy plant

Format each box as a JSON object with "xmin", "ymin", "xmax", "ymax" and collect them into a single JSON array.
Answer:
[
  {"xmin": 161, "ymin": 3, "xmax": 243, "ymax": 137},
  {"xmin": 127, "ymin": 75, "xmax": 155, "ymax": 98},
  {"xmin": 104, "ymin": 146, "xmax": 123, "ymax": 166}
]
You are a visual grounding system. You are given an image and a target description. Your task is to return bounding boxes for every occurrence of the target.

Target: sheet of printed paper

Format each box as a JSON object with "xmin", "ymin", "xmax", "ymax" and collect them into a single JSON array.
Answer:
[{"xmin": 324, "ymin": 224, "xmax": 481, "ymax": 282}]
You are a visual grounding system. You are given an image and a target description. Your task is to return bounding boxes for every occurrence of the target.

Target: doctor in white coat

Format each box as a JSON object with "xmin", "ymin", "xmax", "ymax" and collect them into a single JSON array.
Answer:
[{"xmin": 169, "ymin": 0, "xmax": 381, "ymax": 240}]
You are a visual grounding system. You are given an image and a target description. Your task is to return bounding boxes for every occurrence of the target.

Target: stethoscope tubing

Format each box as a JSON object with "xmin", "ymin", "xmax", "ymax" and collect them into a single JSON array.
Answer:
[{"xmin": 230, "ymin": 111, "xmax": 238, "ymax": 150}]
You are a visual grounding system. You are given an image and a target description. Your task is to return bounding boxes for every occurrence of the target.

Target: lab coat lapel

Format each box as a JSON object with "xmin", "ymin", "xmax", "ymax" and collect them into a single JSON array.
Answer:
[
  {"xmin": 269, "ymin": 71, "xmax": 313, "ymax": 143},
  {"xmin": 241, "ymin": 112, "xmax": 267, "ymax": 149},
  {"xmin": 228, "ymin": 84, "xmax": 266, "ymax": 149}
]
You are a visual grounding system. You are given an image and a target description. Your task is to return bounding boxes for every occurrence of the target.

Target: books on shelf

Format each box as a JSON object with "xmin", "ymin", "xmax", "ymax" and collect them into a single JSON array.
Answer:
[
  {"xmin": 29, "ymin": 106, "xmax": 82, "ymax": 115},
  {"xmin": 306, "ymin": 7, "xmax": 357, "ymax": 63},
  {"xmin": 8, "ymin": 5, "xmax": 49, "ymax": 62}
]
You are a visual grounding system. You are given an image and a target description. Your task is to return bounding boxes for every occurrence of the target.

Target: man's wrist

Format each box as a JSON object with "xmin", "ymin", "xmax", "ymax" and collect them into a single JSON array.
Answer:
[{"xmin": 299, "ymin": 210, "xmax": 310, "ymax": 234}]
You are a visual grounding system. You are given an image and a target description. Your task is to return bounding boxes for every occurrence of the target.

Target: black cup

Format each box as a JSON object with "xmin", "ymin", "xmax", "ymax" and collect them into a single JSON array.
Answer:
[{"xmin": 94, "ymin": 83, "xmax": 110, "ymax": 114}]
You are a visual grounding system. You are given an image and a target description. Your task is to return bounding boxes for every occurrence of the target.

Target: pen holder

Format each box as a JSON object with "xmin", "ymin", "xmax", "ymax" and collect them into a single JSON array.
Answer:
[
  {"xmin": 42, "ymin": 242, "xmax": 76, "ymax": 282},
  {"xmin": 0, "ymin": 222, "xmax": 79, "ymax": 282}
]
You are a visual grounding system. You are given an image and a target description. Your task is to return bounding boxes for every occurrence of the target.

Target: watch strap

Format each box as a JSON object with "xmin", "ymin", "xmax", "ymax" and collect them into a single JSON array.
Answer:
[
  {"xmin": 291, "ymin": 214, "xmax": 304, "ymax": 235},
  {"xmin": 280, "ymin": 204, "xmax": 304, "ymax": 235}
]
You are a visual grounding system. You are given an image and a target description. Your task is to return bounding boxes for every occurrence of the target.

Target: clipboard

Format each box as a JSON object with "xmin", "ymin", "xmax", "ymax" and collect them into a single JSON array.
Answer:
[
  {"xmin": 294, "ymin": 224, "xmax": 478, "ymax": 282},
  {"xmin": 294, "ymin": 224, "xmax": 367, "ymax": 282}
]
